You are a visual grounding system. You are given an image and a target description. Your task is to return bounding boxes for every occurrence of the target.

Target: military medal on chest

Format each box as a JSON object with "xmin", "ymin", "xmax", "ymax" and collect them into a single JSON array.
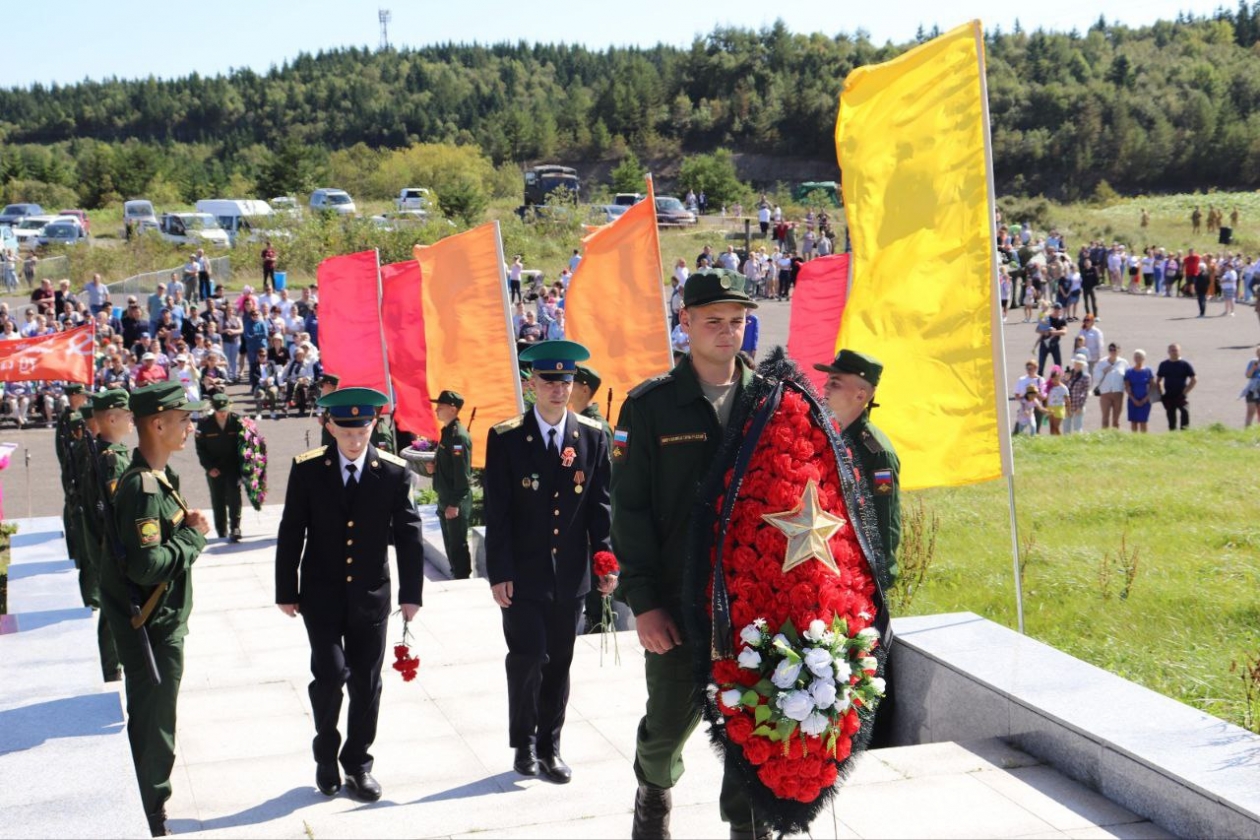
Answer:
[
  {"xmin": 560, "ymin": 446, "xmax": 576, "ymax": 468},
  {"xmin": 573, "ymin": 470, "xmax": 585, "ymax": 494}
]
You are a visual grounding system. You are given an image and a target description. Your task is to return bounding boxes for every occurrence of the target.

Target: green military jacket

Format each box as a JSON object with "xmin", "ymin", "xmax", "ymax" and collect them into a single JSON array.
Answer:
[
  {"xmin": 580, "ymin": 403, "xmax": 613, "ymax": 445},
  {"xmin": 433, "ymin": 418, "xmax": 473, "ymax": 507},
  {"xmin": 610, "ymin": 355, "xmax": 756, "ymax": 617},
  {"xmin": 843, "ymin": 413, "xmax": 901, "ymax": 587},
  {"xmin": 101, "ymin": 451, "xmax": 206, "ymax": 643},
  {"xmin": 80, "ymin": 440, "xmax": 131, "ymax": 564},
  {"xmin": 195, "ymin": 413, "xmax": 243, "ymax": 477},
  {"xmin": 55, "ymin": 407, "xmax": 84, "ymax": 496}
]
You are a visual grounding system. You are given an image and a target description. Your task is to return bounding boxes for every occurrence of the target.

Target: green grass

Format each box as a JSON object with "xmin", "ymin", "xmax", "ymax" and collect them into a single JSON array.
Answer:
[{"xmin": 902, "ymin": 427, "xmax": 1260, "ymax": 728}]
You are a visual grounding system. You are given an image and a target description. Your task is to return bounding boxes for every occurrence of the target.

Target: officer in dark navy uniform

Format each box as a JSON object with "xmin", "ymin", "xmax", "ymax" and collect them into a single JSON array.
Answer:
[
  {"xmin": 275, "ymin": 387, "xmax": 424, "ymax": 803},
  {"xmin": 484, "ymin": 340, "xmax": 615, "ymax": 784}
]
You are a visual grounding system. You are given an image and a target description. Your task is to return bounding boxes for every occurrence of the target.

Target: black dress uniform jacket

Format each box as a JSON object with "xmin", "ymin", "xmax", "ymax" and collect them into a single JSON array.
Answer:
[
  {"xmin": 484, "ymin": 409, "xmax": 612, "ymax": 600},
  {"xmin": 276, "ymin": 443, "xmax": 424, "ymax": 617}
]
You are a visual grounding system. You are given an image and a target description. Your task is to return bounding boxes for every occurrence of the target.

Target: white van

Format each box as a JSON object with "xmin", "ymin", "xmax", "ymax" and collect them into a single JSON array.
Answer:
[
  {"xmin": 157, "ymin": 213, "xmax": 231, "ymax": 248},
  {"xmin": 122, "ymin": 199, "xmax": 159, "ymax": 234},
  {"xmin": 195, "ymin": 199, "xmax": 274, "ymax": 245},
  {"xmin": 309, "ymin": 188, "xmax": 357, "ymax": 216}
]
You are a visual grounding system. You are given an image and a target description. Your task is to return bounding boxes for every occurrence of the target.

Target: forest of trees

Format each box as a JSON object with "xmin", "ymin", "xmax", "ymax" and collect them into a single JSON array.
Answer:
[{"xmin": 5, "ymin": 7, "xmax": 1260, "ymax": 209}]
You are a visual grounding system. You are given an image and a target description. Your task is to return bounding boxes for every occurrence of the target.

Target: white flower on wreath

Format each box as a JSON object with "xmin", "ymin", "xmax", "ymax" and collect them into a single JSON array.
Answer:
[
  {"xmin": 803, "ymin": 647, "xmax": 834, "ymax": 679},
  {"xmin": 869, "ymin": 677, "xmax": 887, "ymax": 695},
  {"xmin": 771, "ymin": 658, "xmax": 803, "ymax": 689},
  {"xmin": 771, "ymin": 633, "xmax": 790, "ymax": 650},
  {"xmin": 803, "ymin": 619, "xmax": 828, "ymax": 643},
  {"xmin": 737, "ymin": 647, "xmax": 762, "ymax": 670},
  {"xmin": 800, "ymin": 711, "xmax": 830, "ymax": 736},
  {"xmin": 857, "ymin": 626, "xmax": 880, "ymax": 645},
  {"xmin": 834, "ymin": 686, "xmax": 853, "ymax": 714},
  {"xmin": 739, "ymin": 624, "xmax": 763, "ymax": 647},
  {"xmin": 779, "ymin": 690, "xmax": 814, "ymax": 721},
  {"xmin": 832, "ymin": 658, "xmax": 853, "ymax": 682},
  {"xmin": 860, "ymin": 656, "xmax": 878, "ymax": 673},
  {"xmin": 809, "ymin": 678, "xmax": 837, "ymax": 709},
  {"xmin": 720, "ymin": 688, "xmax": 743, "ymax": 709}
]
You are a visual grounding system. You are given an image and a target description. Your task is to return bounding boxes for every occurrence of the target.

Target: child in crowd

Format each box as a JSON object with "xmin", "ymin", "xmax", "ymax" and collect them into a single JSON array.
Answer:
[
  {"xmin": 1045, "ymin": 368, "xmax": 1069, "ymax": 435},
  {"xmin": 1022, "ymin": 280, "xmax": 1039, "ymax": 322},
  {"xmin": 999, "ymin": 270, "xmax": 1012, "ymax": 321},
  {"xmin": 1016, "ymin": 385, "xmax": 1042, "ymax": 435}
]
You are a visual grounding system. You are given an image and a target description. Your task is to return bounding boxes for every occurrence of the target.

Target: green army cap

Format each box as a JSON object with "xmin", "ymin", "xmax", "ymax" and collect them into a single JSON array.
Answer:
[
  {"xmin": 319, "ymin": 372, "xmax": 341, "ymax": 388},
  {"xmin": 210, "ymin": 393, "xmax": 231, "ymax": 410},
  {"xmin": 573, "ymin": 365, "xmax": 602, "ymax": 392},
  {"xmin": 683, "ymin": 268, "xmax": 757, "ymax": 310},
  {"xmin": 317, "ymin": 386, "xmax": 389, "ymax": 427},
  {"xmin": 64, "ymin": 383, "xmax": 86, "ymax": 395},
  {"xmin": 519, "ymin": 340, "xmax": 591, "ymax": 382},
  {"xmin": 431, "ymin": 390, "xmax": 465, "ymax": 410},
  {"xmin": 813, "ymin": 349, "xmax": 884, "ymax": 387},
  {"xmin": 130, "ymin": 381, "xmax": 209, "ymax": 418},
  {"xmin": 91, "ymin": 389, "xmax": 130, "ymax": 412},
  {"xmin": 79, "ymin": 405, "xmax": 95, "ymax": 420}
]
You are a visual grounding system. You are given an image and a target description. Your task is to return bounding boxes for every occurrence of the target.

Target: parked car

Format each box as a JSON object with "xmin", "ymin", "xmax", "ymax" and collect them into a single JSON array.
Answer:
[
  {"xmin": 395, "ymin": 188, "xmax": 432, "ymax": 211},
  {"xmin": 195, "ymin": 199, "xmax": 274, "ymax": 245},
  {"xmin": 122, "ymin": 199, "xmax": 159, "ymax": 235},
  {"xmin": 589, "ymin": 204, "xmax": 629, "ymax": 224},
  {"xmin": 269, "ymin": 196, "xmax": 302, "ymax": 218},
  {"xmin": 612, "ymin": 193, "xmax": 644, "ymax": 206},
  {"xmin": 309, "ymin": 188, "xmax": 357, "ymax": 216},
  {"xmin": 39, "ymin": 219, "xmax": 88, "ymax": 247},
  {"xmin": 157, "ymin": 213, "xmax": 231, "ymax": 248},
  {"xmin": 0, "ymin": 203, "xmax": 45, "ymax": 227},
  {"xmin": 13, "ymin": 215, "xmax": 56, "ymax": 250},
  {"xmin": 57, "ymin": 209, "xmax": 91, "ymax": 235},
  {"xmin": 654, "ymin": 196, "xmax": 698, "ymax": 227}
]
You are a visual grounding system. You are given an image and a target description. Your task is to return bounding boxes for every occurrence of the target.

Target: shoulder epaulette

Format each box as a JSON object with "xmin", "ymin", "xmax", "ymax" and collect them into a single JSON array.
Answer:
[
  {"xmin": 860, "ymin": 428, "xmax": 884, "ymax": 455},
  {"xmin": 627, "ymin": 374, "xmax": 674, "ymax": 399},
  {"xmin": 376, "ymin": 450, "xmax": 407, "ymax": 468},
  {"xmin": 117, "ymin": 468, "xmax": 159, "ymax": 495},
  {"xmin": 573, "ymin": 412, "xmax": 602, "ymax": 430},
  {"xmin": 492, "ymin": 415, "xmax": 525, "ymax": 434},
  {"xmin": 294, "ymin": 446, "xmax": 328, "ymax": 464}
]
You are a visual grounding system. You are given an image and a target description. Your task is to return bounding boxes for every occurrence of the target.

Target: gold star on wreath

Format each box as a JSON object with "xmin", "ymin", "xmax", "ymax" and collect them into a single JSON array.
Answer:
[{"xmin": 760, "ymin": 479, "xmax": 847, "ymax": 576}]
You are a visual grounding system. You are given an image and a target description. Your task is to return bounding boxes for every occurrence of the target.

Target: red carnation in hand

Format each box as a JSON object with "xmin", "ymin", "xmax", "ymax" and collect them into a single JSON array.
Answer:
[{"xmin": 593, "ymin": 551, "xmax": 619, "ymax": 578}]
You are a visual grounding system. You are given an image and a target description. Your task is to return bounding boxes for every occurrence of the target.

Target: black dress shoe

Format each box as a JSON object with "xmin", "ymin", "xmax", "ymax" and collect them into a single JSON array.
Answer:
[
  {"xmin": 538, "ymin": 753, "xmax": 572, "ymax": 784},
  {"xmin": 513, "ymin": 746, "xmax": 539, "ymax": 776},
  {"xmin": 146, "ymin": 809, "xmax": 170, "ymax": 837},
  {"xmin": 316, "ymin": 762, "xmax": 341, "ymax": 796},
  {"xmin": 345, "ymin": 771, "xmax": 382, "ymax": 802},
  {"xmin": 229, "ymin": 527, "xmax": 242, "ymax": 543}
]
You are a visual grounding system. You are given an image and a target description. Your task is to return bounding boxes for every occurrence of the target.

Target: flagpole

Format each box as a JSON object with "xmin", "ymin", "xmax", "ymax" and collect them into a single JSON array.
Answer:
[
  {"xmin": 374, "ymin": 249, "xmax": 398, "ymax": 452},
  {"xmin": 491, "ymin": 221, "xmax": 525, "ymax": 413},
  {"xmin": 974, "ymin": 20, "xmax": 1024, "ymax": 634}
]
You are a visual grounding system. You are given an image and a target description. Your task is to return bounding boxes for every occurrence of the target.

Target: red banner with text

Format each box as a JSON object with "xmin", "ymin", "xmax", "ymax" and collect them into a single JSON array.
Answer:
[{"xmin": 0, "ymin": 323, "xmax": 95, "ymax": 384}]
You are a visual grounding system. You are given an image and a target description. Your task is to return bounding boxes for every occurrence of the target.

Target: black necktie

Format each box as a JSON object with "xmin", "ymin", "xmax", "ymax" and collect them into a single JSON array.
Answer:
[
  {"xmin": 547, "ymin": 428, "xmax": 558, "ymax": 457},
  {"xmin": 345, "ymin": 463, "xmax": 358, "ymax": 502}
]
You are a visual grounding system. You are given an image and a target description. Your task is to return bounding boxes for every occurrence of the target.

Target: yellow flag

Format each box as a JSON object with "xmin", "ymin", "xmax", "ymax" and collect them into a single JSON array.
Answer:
[
  {"xmin": 565, "ymin": 177, "xmax": 672, "ymax": 427},
  {"xmin": 835, "ymin": 20, "xmax": 1010, "ymax": 490},
  {"xmin": 415, "ymin": 221, "xmax": 522, "ymax": 468}
]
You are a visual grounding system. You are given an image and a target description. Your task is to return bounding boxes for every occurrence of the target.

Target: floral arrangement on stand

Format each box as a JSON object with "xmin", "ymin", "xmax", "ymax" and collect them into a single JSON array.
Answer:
[
  {"xmin": 238, "ymin": 417, "xmax": 268, "ymax": 511},
  {"xmin": 593, "ymin": 550, "xmax": 620, "ymax": 665},
  {"xmin": 684, "ymin": 350, "xmax": 892, "ymax": 836}
]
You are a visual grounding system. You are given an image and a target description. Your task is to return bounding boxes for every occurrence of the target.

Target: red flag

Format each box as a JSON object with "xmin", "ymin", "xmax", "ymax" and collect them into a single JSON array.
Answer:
[
  {"xmin": 0, "ymin": 324, "xmax": 95, "ymax": 384},
  {"xmin": 316, "ymin": 251, "xmax": 391, "ymax": 401},
  {"xmin": 787, "ymin": 255, "xmax": 850, "ymax": 392},
  {"xmin": 381, "ymin": 260, "xmax": 438, "ymax": 440}
]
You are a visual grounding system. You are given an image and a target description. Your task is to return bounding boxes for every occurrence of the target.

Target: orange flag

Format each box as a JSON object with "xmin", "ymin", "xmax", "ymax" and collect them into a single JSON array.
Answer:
[
  {"xmin": 565, "ymin": 178, "xmax": 672, "ymax": 427},
  {"xmin": 0, "ymin": 323, "xmax": 95, "ymax": 384},
  {"xmin": 415, "ymin": 221, "xmax": 521, "ymax": 469}
]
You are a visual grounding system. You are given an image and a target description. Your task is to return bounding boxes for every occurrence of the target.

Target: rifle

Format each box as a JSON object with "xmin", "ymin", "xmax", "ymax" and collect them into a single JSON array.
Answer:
[
  {"xmin": 606, "ymin": 388, "xmax": 613, "ymax": 421},
  {"xmin": 466, "ymin": 407, "xmax": 477, "ymax": 432},
  {"xmin": 84, "ymin": 433, "xmax": 162, "ymax": 686}
]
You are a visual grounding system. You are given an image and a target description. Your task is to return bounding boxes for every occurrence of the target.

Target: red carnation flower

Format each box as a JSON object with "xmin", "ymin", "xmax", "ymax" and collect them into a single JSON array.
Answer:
[
  {"xmin": 726, "ymin": 713, "xmax": 754, "ymax": 745},
  {"xmin": 593, "ymin": 551, "xmax": 619, "ymax": 578},
  {"xmin": 743, "ymin": 738, "xmax": 774, "ymax": 765}
]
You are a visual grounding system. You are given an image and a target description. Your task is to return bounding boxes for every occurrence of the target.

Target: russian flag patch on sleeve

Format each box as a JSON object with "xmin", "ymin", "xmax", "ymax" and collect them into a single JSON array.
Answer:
[{"xmin": 873, "ymin": 469, "xmax": 893, "ymax": 494}]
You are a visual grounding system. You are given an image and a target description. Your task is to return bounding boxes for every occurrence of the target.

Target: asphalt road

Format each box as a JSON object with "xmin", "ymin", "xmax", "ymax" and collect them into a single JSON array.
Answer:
[{"xmin": 2, "ymin": 287, "xmax": 1256, "ymax": 519}]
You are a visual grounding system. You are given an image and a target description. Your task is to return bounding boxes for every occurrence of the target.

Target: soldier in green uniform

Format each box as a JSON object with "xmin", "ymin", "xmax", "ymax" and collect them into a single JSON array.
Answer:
[
  {"xmin": 424, "ymin": 390, "xmax": 474, "ymax": 579},
  {"xmin": 610, "ymin": 269, "xmax": 766, "ymax": 840},
  {"xmin": 56, "ymin": 383, "xmax": 89, "ymax": 582},
  {"xmin": 99, "ymin": 381, "xmax": 210, "ymax": 837},
  {"xmin": 194, "ymin": 393, "xmax": 244, "ymax": 542},
  {"xmin": 569, "ymin": 365, "xmax": 613, "ymax": 443},
  {"xmin": 318, "ymin": 373, "xmax": 340, "ymax": 449},
  {"xmin": 71, "ymin": 403, "xmax": 101, "ymax": 610},
  {"xmin": 813, "ymin": 349, "xmax": 900, "ymax": 586},
  {"xmin": 75, "ymin": 395, "xmax": 124, "ymax": 682}
]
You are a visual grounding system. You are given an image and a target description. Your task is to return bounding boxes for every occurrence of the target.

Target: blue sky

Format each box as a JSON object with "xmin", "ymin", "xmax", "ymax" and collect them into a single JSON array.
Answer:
[{"xmin": 3, "ymin": 0, "xmax": 1228, "ymax": 88}]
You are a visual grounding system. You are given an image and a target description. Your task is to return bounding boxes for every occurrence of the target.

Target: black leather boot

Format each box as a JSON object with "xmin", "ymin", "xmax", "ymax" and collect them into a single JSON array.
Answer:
[{"xmin": 631, "ymin": 783, "xmax": 672, "ymax": 839}]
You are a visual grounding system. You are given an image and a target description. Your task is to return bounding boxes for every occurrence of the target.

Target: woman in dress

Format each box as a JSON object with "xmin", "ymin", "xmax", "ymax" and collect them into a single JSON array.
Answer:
[{"xmin": 1124, "ymin": 349, "xmax": 1156, "ymax": 433}]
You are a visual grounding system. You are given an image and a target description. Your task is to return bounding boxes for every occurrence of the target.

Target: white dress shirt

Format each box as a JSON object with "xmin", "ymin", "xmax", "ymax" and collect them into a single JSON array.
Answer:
[
  {"xmin": 532, "ymin": 406, "xmax": 565, "ymax": 452},
  {"xmin": 337, "ymin": 448, "xmax": 368, "ymax": 485}
]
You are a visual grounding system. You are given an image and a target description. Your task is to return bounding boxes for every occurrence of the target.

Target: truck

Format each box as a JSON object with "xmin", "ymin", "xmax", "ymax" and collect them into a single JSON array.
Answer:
[
  {"xmin": 523, "ymin": 165, "xmax": 578, "ymax": 207},
  {"xmin": 394, "ymin": 188, "xmax": 432, "ymax": 211}
]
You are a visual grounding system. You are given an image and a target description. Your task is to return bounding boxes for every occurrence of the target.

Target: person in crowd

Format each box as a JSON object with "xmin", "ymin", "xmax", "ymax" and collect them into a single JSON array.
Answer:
[
  {"xmin": 195, "ymin": 249, "xmax": 213, "ymax": 302},
  {"xmin": 4, "ymin": 380, "xmax": 33, "ymax": 427},
  {"xmin": 1220, "ymin": 260, "xmax": 1238, "ymax": 316},
  {"xmin": 195, "ymin": 393, "xmax": 245, "ymax": 542},
  {"xmin": 1012, "ymin": 359, "xmax": 1046, "ymax": 434},
  {"xmin": 281, "ymin": 346, "xmax": 320, "ymax": 415},
  {"xmin": 1156, "ymin": 343, "xmax": 1196, "ymax": 431},
  {"xmin": 508, "ymin": 255, "xmax": 524, "ymax": 305},
  {"xmin": 1022, "ymin": 276, "xmax": 1039, "ymax": 322},
  {"xmin": 101, "ymin": 354, "xmax": 134, "ymax": 392},
  {"xmin": 1124, "ymin": 349, "xmax": 1155, "ymax": 433},
  {"xmin": 1044, "ymin": 367, "xmax": 1068, "ymax": 435},
  {"xmin": 1094, "ymin": 343, "xmax": 1127, "ymax": 430},
  {"xmin": 168, "ymin": 354, "xmax": 201, "ymax": 410},
  {"xmin": 134, "ymin": 352, "xmax": 167, "ymax": 388},
  {"xmin": 1015, "ymin": 385, "xmax": 1043, "ymax": 435},
  {"xmin": 516, "ymin": 310, "xmax": 544, "ymax": 351},
  {"xmin": 1034, "ymin": 302, "xmax": 1068, "ymax": 375},
  {"xmin": 1078, "ymin": 314, "xmax": 1104, "ymax": 367},
  {"xmin": 1064, "ymin": 355, "xmax": 1092, "ymax": 434},
  {"xmin": 424, "ymin": 390, "xmax": 475, "ymax": 580},
  {"xmin": 252, "ymin": 348, "xmax": 283, "ymax": 419},
  {"xmin": 1243, "ymin": 345, "xmax": 1260, "ymax": 428},
  {"xmin": 31, "ymin": 278, "xmax": 55, "ymax": 314},
  {"xmin": 261, "ymin": 240, "xmax": 278, "ymax": 290}
]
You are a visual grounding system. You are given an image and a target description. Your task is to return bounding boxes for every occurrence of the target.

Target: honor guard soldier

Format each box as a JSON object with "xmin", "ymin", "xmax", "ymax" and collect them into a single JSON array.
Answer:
[
  {"xmin": 610, "ymin": 269, "xmax": 767, "ymax": 839},
  {"xmin": 425, "ymin": 390, "xmax": 474, "ymax": 579},
  {"xmin": 71, "ymin": 403, "xmax": 103, "ymax": 613},
  {"xmin": 814, "ymin": 349, "xmax": 900, "ymax": 586},
  {"xmin": 317, "ymin": 373, "xmax": 340, "ymax": 448},
  {"xmin": 195, "ymin": 393, "xmax": 245, "ymax": 542},
  {"xmin": 99, "ymin": 381, "xmax": 212, "ymax": 837},
  {"xmin": 484, "ymin": 340, "xmax": 614, "ymax": 784},
  {"xmin": 276, "ymin": 387, "xmax": 424, "ymax": 803},
  {"xmin": 569, "ymin": 365, "xmax": 613, "ymax": 444},
  {"xmin": 56, "ymin": 382, "xmax": 89, "ymax": 585}
]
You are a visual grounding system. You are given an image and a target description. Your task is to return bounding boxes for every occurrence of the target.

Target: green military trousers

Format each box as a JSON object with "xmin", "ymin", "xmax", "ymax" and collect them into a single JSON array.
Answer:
[
  {"xmin": 112, "ymin": 630, "xmax": 185, "ymax": 817},
  {"xmin": 438, "ymin": 498, "xmax": 472, "ymax": 579},
  {"xmin": 206, "ymin": 471, "xmax": 242, "ymax": 537},
  {"xmin": 634, "ymin": 641, "xmax": 757, "ymax": 832}
]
